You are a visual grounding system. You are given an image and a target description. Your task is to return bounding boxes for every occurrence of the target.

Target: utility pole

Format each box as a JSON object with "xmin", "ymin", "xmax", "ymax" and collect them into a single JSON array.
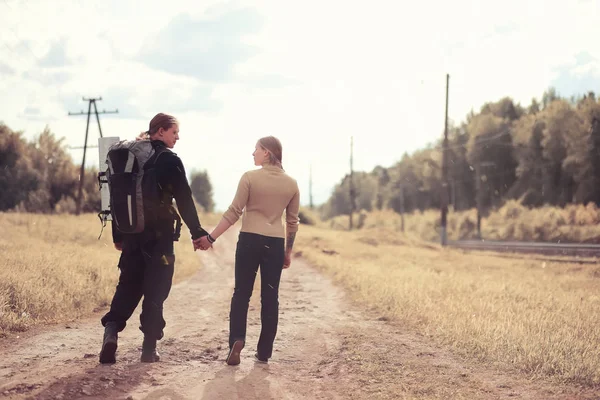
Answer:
[
  {"xmin": 440, "ymin": 74, "xmax": 450, "ymax": 246},
  {"xmin": 68, "ymin": 97, "xmax": 118, "ymax": 215},
  {"xmin": 349, "ymin": 136, "xmax": 356, "ymax": 230},
  {"xmin": 309, "ymin": 164, "xmax": 314, "ymax": 209}
]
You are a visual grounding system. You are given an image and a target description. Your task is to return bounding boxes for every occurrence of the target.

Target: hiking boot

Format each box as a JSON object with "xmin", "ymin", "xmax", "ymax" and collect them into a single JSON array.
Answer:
[
  {"xmin": 226, "ymin": 340, "xmax": 244, "ymax": 366},
  {"xmin": 99, "ymin": 322, "xmax": 118, "ymax": 364},
  {"xmin": 140, "ymin": 337, "xmax": 160, "ymax": 363}
]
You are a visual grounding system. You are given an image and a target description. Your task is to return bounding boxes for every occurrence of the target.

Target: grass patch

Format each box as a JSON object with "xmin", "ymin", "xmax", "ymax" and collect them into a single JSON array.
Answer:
[
  {"xmin": 0, "ymin": 212, "xmax": 220, "ymax": 336},
  {"xmin": 325, "ymin": 201, "xmax": 600, "ymax": 243},
  {"xmin": 295, "ymin": 224, "xmax": 600, "ymax": 386}
]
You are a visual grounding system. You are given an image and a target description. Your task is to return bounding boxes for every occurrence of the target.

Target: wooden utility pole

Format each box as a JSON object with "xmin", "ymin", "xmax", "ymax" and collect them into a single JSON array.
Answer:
[
  {"xmin": 68, "ymin": 97, "xmax": 118, "ymax": 215},
  {"xmin": 440, "ymin": 74, "xmax": 450, "ymax": 246},
  {"xmin": 349, "ymin": 136, "xmax": 356, "ymax": 230}
]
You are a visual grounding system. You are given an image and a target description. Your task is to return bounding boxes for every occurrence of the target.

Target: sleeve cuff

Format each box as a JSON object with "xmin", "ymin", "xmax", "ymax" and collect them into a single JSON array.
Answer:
[{"xmin": 191, "ymin": 227, "xmax": 209, "ymax": 240}]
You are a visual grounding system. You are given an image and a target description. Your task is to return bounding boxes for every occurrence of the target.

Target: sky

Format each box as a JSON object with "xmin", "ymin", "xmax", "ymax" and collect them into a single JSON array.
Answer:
[{"xmin": 1, "ymin": 0, "xmax": 599, "ymax": 211}]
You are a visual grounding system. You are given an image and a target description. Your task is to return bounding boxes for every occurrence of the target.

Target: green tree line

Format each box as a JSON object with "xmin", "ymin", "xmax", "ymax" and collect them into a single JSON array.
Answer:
[
  {"xmin": 0, "ymin": 123, "xmax": 214, "ymax": 214},
  {"xmin": 0, "ymin": 124, "xmax": 100, "ymax": 213},
  {"xmin": 321, "ymin": 88, "xmax": 600, "ymax": 220}
]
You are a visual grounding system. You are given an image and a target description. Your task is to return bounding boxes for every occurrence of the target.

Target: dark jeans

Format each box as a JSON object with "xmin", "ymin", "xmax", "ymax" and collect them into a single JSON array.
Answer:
[
  {"xmin": 229, "ymin": 232, "xmax": 285, "ymax": 359},
  {"xmin": 101, "ymin": 231, "xmax": 175, "ymax": 340}
]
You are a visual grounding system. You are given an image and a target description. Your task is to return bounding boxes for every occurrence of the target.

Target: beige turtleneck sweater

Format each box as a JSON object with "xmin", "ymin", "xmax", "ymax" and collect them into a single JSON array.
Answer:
[{"xmin": 222, "ymin": 165, "xmax": 300, "ymax": 238}]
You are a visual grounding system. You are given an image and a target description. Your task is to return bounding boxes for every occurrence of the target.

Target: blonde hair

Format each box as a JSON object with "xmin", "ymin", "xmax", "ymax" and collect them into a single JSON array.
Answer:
[{"xmin": 258, "ymin": 136, "xmax": 283, "ymax": 169}]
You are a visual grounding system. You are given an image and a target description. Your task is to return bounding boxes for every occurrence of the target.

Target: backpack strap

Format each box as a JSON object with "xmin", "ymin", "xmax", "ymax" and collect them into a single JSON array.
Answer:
[
  {"xmin": 97, "ymin": 170, "xmax": 110, "ymax": 240},
  {"xmin": 172, "ymin": 211, "xmax": 182, "ymax": 241},
  {"xmin": 145, "ymin": 145, "xmax": 169, "ymax": 169},
  {"xmin": 97, "ymin": 211, "xmax": 109, "ymax": 240}
]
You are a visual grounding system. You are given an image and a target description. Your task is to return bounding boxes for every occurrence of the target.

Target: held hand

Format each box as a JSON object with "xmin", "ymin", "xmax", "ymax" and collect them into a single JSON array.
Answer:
[
  {"xmin": 199, "ymin": 235, "xmax": 213, "ymax": 250},
  {"xmin": 192, "ymin": 237, "xmax": 202, "ymax": 251},
  {"xmin": 283, "ymin": 252, "xmax": 291, "ymax": 269},
  {"xmin": 114, "ymin": 242, "xmax": 123, "ymax": 251},
  {"xmin": 193, "ymin": 236, "xmax": 212, "ymax": 251}
]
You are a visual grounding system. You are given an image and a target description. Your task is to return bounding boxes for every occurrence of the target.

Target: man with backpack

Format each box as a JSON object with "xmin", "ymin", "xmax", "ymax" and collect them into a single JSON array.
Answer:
[{"xmin": 99, "ymin": 113, "xmax": 209, "ymax": 364}]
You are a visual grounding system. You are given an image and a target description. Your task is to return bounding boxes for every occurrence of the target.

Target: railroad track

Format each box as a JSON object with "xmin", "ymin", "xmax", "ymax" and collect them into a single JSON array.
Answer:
[{"xmin": 448, "ymin": 240, "xmax": 600, "ymax": 259}]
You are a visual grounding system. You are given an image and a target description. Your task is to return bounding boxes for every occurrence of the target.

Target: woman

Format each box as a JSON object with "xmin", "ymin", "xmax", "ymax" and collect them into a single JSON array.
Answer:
[
  {"xmin": 197, "ymin": 136, "xmax": 300, "ymax": 365},
  {"xmin": 100, "ymin": 113, "xmax": 209, "ymax": 364}
]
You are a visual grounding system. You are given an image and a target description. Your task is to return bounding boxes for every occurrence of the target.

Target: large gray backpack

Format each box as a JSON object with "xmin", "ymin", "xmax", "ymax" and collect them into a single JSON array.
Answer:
[{"xmin": 102, "ymin": 140, "xmax": 167, "ymax": 234}]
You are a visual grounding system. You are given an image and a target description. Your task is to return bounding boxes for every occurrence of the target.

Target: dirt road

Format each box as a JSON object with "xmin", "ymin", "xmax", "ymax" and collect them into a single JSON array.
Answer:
[{"xmin": 0, "ymin": 228, "xmax": 597, "ymax": 399}]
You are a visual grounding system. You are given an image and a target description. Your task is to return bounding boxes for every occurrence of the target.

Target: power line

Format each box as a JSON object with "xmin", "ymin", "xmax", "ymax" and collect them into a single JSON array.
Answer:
[
  {"xmin": 447, "ymin": 159, "xmax": 562, "ymax": 186},
  {"xmin": 434, "ymin": 130, "xmax": 512, "ymax": 152},
  {"xmin": 68, "ymin": 97, "xmax": 118, "ymax": 215},
  {"xmin": 395, "ymin": 158, "xmax": 563, "ymax": 188}
]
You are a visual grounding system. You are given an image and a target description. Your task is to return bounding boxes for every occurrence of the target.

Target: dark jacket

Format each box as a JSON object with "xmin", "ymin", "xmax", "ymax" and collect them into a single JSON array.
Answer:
[{"xmin": 112, "ymin": 140, "xmax": 207, "ymax": 243}]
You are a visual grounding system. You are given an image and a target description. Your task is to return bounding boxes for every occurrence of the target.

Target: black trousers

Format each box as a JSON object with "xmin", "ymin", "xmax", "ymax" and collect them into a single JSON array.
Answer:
[
  {"xmin": 101, "ymin": 231, "xmax": 175, "ymax": 340},
  {"xmin": 229, "ymin": 232, "xmax": 285, "ymax": 359}
]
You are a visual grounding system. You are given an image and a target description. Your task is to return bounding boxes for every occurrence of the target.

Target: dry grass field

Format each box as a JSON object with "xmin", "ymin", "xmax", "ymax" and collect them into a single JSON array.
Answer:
[
  {"xmin": 0, "ymin": 212, "xmax": 219, "ymax": 336},
  {"xmin": 322, "ymin": 201, "xmax": 600, "ymax": 243},
  {"xmin": 294, "ymin": 223, "xmax": 600, "ymax": 387},
  {"xmin": 2, "ymin": 209, "xmax": 600, "ymax": 392}
]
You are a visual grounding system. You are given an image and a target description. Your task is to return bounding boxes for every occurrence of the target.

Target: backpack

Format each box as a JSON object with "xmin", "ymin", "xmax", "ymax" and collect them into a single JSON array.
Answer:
[{"xmin": 98, "ymin": 139, "xmax": 174, "ymax": 236}]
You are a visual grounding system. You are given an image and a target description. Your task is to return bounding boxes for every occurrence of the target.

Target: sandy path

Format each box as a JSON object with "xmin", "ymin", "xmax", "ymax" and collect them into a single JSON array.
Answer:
[{"xmin": 0, "ymin": 228, "xmax": 597, "ymax": 399}]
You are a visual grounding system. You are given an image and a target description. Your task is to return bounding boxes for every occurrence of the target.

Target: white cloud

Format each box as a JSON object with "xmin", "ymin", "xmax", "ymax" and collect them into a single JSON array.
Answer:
[{"xmin": 1, "ymin": 0, "xmax": 600, "ymax": 212}]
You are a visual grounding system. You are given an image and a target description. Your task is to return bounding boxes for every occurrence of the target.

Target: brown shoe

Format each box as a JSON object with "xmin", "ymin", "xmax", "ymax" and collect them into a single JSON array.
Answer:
[{"xmin": 226, "ymin": 340, "xmax": 244, "ymax": 366}]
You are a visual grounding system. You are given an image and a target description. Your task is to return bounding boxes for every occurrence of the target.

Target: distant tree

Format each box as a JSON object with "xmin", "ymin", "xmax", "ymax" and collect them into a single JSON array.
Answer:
[
  {"xmin": 26, "ymin": 127, "xmax": 78, "ymax": 212},
  {"xmin": 541, "ymin": 99, "xmax": 583, "ymax": 205},
  {"xmin": 320, "ymin": 89, "xmax": 600, "ymax": 222},
  {"xmin": 447, "ymin": 124, "xmax": 475, "ymax": 211},
  {"xmin": 569, "ymin": 96, "xmax": 600, "ymax": 204},
  {"xmin": 190, "ymin": 170, "xmax": 215, "ymax": 212},
  {"xmin": 480, "ymin": 97, "xmax": 524, "ymax": 122},
  {"xmin": 0, "ymin": 124, "xmax": 102, "ymax": 213},
  {"xmin": 321, "ymin": 172, "xmax": 378, "ymax": 219},
  {"xmin": 372, "ymin": 166, "xmax": 390, "ymax": 210},
  {"xmin": 542, "ymin": 87, "xmax": 560, "ymax": 109},
  {"xmin": 509, "ymin": 114, "xmax": 546, "ymax": 206},
  {"xmin": 466, "ymin": 113, "xmax": 516, "ymax": 209},
  {"xmin": 528, "ymin": 98, "xmax": 541, "ymax": 115},
  {"xmin": 0, "ymin": 124, "xmax": 39, "ymax": 211}
]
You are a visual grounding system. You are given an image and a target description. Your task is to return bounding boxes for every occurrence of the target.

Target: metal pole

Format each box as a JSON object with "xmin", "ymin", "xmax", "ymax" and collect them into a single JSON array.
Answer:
[
  {"xmin": 92, "ymin": 100, "xmax": 103, "ymax": 138},
  {"xmin": 75, "ymin": 100, "xmax": 92, "ymax": 215}
]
